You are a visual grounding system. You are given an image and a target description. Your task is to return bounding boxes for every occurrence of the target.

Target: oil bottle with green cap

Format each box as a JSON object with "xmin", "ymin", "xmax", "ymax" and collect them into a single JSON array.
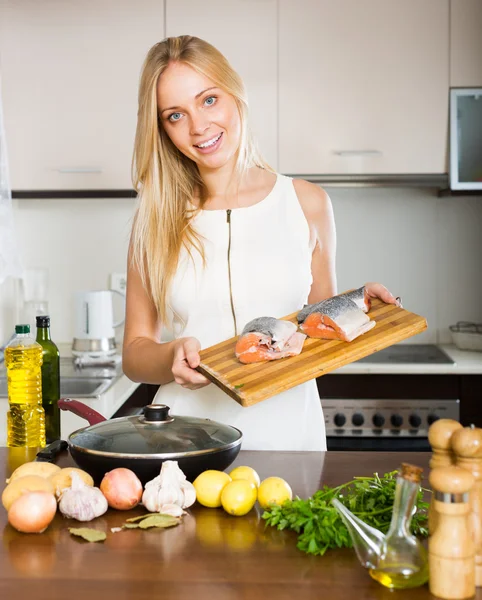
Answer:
[
  {"xmin": 36, "ymin": 315, "xmax": 60, "ymax": 443},
  {"xmin": 5, "ymin": 324, "xmax": 46, "ymax": 447}
]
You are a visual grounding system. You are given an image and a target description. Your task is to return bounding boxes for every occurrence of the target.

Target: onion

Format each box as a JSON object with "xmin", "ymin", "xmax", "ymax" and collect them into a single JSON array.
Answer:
[
  {"xmin": 100, "ymin": 468, "xmax": 143, "ymax": 510},
  {"xmin": 8, "ymin": 491, "xmax": 57, "ymax": 533}
]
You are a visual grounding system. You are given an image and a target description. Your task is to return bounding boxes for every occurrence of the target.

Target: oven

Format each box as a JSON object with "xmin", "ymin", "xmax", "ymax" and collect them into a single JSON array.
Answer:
[{"xmin": 318, "ymin": 344, "xmax": 460, "ymax": 452}]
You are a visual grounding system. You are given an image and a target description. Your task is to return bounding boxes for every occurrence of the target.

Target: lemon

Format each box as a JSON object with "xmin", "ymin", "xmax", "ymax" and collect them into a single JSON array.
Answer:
[
  {"xmin": 221, "ymin": 479, "xmax": 257, "ymax": 516},
  {"xmin": 257, "ymin": 476, "xmax": 292, "ymax": 509},
  {"xmin": 193, "ymin": 470, "xmax": 232, "ymax": 508},
  {"xmin": 228, "ymin": 465, "xmax": 261, "ymax": 488}
]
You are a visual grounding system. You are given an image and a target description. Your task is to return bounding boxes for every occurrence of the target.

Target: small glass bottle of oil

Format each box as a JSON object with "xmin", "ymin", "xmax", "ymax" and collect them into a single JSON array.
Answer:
[
  {"xmin": 5, "ymin": 324, "xmax": 46, "ymax": 447},
  {"xmin": 369, "ymin": 463, "xmax": 429, "ymax": 589}
]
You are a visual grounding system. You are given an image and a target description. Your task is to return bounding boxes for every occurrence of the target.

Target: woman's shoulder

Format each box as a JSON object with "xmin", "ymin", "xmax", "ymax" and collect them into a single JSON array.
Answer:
[{"xmin": 291, "ymin": 178, "xmax": 332, "ymax": 220}]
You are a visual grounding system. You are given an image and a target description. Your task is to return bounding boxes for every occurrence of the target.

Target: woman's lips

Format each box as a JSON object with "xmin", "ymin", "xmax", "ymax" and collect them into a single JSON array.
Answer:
[{"xmin": 193, "ymin": 132, "xmax": 223, "ymax": 154}]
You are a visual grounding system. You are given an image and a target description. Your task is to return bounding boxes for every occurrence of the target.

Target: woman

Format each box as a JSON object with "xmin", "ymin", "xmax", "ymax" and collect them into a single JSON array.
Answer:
[{"xmin": 122, "ymin": 35, "xmax": 399, "ymax": 451}]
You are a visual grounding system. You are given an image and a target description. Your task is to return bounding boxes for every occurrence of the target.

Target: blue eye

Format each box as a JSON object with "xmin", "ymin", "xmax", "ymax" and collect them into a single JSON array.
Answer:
[
  {"xmin": 204, "ymin": 96, "xmax": 216, "ymax": 106},
  {"xmin": 168, "ymin": 112, "xmax": 182, "ymax": 123}
]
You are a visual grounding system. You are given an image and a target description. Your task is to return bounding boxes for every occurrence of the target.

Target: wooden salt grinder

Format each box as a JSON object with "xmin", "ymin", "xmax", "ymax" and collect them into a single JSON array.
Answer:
[
  {"xmin": 429, "ymin": 466, "xmax": 475, "ymax": 600},
  {"xmin": 452, "ymin": 425, "xmax": 482, "ymax": 587},
  {"xmin": 428, "ymin": 419, "xmax": 463, "ymax": 534}
]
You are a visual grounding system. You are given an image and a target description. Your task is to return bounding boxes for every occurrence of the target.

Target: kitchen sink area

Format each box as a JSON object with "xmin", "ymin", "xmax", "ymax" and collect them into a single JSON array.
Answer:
[{"xmin": 0, "ymin": 357, "xmax": 123, "ymax": 399}]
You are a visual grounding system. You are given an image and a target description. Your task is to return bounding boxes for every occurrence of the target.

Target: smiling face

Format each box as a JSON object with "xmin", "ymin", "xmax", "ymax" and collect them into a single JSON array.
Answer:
[{"xmin": 157, "ymin": 61, "xmax": 242, "ymax": 173}]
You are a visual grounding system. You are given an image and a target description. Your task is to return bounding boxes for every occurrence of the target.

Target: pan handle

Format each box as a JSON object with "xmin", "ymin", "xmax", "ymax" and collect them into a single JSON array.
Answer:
[{"xmin": 58, "ymin": 398, "xmax": 107, "ymax": 425}]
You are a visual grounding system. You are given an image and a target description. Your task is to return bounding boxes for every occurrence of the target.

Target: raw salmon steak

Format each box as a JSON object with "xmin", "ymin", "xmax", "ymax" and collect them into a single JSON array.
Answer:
[
  {"xmin": 235, "ymin": 317, "xmax": 306, "ymax": 364},
  {"xmin": 297, "ymin": 292, "xmax": 375, "ymax": 342}
]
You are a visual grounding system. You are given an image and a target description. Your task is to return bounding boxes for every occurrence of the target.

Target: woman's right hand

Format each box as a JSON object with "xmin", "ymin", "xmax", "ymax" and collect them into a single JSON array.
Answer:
[{"xmin": 171, "ymin": 337, "xmax": 211, "ymax": 390}]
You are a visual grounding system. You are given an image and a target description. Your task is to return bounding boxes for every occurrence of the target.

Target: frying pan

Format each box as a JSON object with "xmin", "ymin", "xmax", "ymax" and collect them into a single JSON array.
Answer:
[{"xmin": 52, "ymin": 398, "xmax": 243, "ymax": 484}]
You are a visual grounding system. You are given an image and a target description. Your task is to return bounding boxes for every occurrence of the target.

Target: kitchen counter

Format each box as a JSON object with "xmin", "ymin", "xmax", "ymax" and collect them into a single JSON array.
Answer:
[{"xmin": 0, "ymin": 449, "xmax": 474, "ymax": 600}]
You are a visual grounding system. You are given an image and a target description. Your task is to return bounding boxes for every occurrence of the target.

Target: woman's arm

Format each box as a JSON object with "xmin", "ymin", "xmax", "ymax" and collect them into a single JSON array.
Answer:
[
  {"xmin": 122, "ymin": 248, "xmax": 209, "ymax": 389},
  {"xmin": 293, "ymin": 180, "xmax": 399, "ymax": 306},
  {"xmin": 293, "ymin": 179, "xmax": 337, "ymax": 304}
]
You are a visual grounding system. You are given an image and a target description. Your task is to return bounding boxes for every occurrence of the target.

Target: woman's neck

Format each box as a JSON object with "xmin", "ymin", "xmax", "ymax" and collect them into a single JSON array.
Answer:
[{"xmin": 197, "ymin": 158, "xmax": 241, "ymax": 208}]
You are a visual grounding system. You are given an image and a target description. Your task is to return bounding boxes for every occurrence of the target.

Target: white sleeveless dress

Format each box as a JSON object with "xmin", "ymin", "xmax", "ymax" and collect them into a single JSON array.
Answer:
[{"xmin": 154, "ymin": 173, "xmax": 327, "ymax": 451}]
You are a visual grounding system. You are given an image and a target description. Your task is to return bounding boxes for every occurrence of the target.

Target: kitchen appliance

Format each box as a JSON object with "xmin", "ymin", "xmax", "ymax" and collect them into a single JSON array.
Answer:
[
  {"xmin": 449, "ymin": 88, "xmax": 482, "ymax": 190},
  {"xmin": 322, "ymin": 344, "xmax": 460, "ymax": 451},
  {"xmin": 57, "ymin": 399, "xmax": 242, "ymax": 484},
  {"xmin": 20, "ymin": 268, "xmax": 49, "ymax": 334},
  {"xmin": 72, "ymin": 290, "xmax": 125, "ymax": 359}
]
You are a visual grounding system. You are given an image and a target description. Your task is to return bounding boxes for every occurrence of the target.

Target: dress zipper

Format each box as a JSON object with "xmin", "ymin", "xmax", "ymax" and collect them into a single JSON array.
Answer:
[{"xmin": 226, "ymin": 209, "xmax": 238, "ymax": 336}]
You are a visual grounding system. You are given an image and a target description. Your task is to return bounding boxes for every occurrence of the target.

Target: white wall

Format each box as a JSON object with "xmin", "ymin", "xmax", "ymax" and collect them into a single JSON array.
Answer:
[
  {"xmin": 0, "ymin": 197, "xmax": 135, "ymax": 346},
  {"xmin": 1, "ymin": 187, "xmax": 481, "ymax": 346}
]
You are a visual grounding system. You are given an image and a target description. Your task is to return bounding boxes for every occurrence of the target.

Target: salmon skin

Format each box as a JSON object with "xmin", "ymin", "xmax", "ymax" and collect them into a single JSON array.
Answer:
[
  {"xmin": 235, "ymin": 317, "xmax": 306, "ymax": 364},
  {"xmin": 342, "ymin": 286, "xmax": 371, "ymax": 313},
  {"xmin": 297, "ymin": 289, "xmax": 375, "ymax": 342}
]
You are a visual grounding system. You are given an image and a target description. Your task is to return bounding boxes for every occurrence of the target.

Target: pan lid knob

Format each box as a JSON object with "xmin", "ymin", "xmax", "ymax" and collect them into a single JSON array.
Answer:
[{"xmin": 143, "ymin": 404, "xmax": 174, "ymax": 423}]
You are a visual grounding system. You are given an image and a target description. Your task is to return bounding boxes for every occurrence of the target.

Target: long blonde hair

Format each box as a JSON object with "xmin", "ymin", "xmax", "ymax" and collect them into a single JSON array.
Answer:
[{"xmin": 131, "ymin": 35, "xmax": 272, "ymax": 325}]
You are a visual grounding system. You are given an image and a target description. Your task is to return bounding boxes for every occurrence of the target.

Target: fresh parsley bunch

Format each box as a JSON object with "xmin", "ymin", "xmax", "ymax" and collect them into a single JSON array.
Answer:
[{"xmin": 262, "ymin": 470, "xmax": 430, "ymax": 556}]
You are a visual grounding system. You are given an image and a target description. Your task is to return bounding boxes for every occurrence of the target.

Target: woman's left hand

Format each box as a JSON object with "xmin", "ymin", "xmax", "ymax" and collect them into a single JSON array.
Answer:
[{"xmin": 364, "ymin": 282, "xmax": 401, "ymax": 307}]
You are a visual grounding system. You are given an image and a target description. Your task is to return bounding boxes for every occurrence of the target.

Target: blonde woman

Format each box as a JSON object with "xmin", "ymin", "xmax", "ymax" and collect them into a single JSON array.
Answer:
[{"xmin": 123, "ymin": 36, "xmax": 399, "ymax": 451}]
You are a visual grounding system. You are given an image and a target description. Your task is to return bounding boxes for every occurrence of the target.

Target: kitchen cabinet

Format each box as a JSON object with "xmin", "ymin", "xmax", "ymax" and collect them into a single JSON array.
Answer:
[
  {"xmin": 165, "ymin": 0, "xmax": 278, "ymax": 169},
  {"xmin": 0, "ymin": 0, "xmax": 164, "ymax": 191},
  {"xmin": 450, "ymin": 0, "xmax": 482, "ymax": 87},
  {"xmin": 278, "ymin": 0, "xmax": 449, "ymax": 175}
]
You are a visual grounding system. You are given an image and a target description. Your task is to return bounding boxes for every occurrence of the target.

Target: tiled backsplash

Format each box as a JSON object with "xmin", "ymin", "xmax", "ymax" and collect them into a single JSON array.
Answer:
[{"xmin": 1, "ymin": 186, "xmax": 481, "ymax": 346}]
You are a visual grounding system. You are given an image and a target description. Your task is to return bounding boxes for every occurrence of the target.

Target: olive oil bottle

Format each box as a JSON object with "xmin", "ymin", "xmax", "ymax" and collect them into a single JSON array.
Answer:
[
  {"xmin": 5, "ymin": 324, "xmax": 46, "ymax": 447},
  {"xmin": 368, "ymin": 464, "xmax": 429, "ymax": 589},
  {"xmin": 36, "ymin": 316, "xmax": 61, "ymax": 443}
]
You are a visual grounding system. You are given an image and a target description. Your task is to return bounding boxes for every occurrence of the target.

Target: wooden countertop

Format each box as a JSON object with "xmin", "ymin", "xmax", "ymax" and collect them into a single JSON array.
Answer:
[{"xmin": 0, "ymin": 449, "xmax": 475, "ymax": 600}]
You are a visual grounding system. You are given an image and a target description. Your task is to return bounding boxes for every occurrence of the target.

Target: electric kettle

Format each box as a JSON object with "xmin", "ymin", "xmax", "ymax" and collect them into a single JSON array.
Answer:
[{"xmin": 72, "ymin": 290, "xmax": 125, "ymax": 358}]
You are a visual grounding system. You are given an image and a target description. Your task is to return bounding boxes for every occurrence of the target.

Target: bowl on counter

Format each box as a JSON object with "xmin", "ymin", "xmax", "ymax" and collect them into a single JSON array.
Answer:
[{"xmin": 450, "ymin": 322, "xmax": 482, "ymax": 352}]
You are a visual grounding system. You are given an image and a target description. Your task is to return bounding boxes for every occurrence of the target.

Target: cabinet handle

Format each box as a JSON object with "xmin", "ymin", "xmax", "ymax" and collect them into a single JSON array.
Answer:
[
  {"xmin": 334, "ymin": 150, "xmax": 383, "ymax": 157},
  {"xmin": 56, "ymin": 167, "xmax": 103, "ymax": 173}
]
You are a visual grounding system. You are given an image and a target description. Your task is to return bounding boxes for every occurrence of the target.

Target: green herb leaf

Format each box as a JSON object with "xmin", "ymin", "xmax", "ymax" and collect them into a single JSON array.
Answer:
[
  {"xmin": 234, "ymin": 384, "xmax": 244, "ymax": 390},
  {"xmin": 69, "ymin": 528, "xmax": 106, "ymax": 543},
  {"xmin": 262, "ymin": 470, "xmax": 430, "ymax": 557}
]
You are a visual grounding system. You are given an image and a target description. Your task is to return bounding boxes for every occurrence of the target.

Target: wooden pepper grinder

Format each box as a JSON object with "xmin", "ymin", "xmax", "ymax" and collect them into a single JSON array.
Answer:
[
  {"xmin": 428, "ymin": 419, "xmax": 463, "ymax": 534},
  {"xmin": 451, "ymin": 425, "xmax": 482, "ymax": 587},
  {"xmin": 429, "ymin": 465, "xmax": 475, "ymax": 600}
]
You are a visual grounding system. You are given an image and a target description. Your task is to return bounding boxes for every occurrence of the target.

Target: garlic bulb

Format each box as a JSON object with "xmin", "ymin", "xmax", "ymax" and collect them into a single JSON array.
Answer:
[
  {"xmin": 159, "ymin": 503, "xmax": 186, "ymax": 517},
  {"xmin": 59, "ymin": 472, "xmax": 108, "ymax": 521},
  {"xmin": 142, "ymin": 461, "xmax": 196, "ymax": 512}
]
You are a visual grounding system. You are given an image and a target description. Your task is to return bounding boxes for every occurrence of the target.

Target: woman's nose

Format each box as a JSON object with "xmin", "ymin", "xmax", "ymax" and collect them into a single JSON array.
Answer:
[{"xmin": 190, "ymin": 112, "xmax": 210, "ymax": 136}]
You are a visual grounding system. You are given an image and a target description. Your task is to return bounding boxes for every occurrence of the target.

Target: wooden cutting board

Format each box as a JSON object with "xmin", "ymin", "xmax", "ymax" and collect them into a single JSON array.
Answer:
[{"xmin": 196, "ymin": 298, "xmax": 427, "ymax": 407}]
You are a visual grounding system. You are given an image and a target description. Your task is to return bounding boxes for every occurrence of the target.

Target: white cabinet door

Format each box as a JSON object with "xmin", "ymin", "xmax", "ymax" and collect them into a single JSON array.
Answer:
[
  {"xmin": 450, "ymin": 0, "xmax": 482, "ymax": 87},
  {"xmin": 279, "ymin": 0, "xmax": 449, "ymax": 175},
  {"xmin": 165, "ymin": 0, "xmax": 277, "ymax": 169},
  {"xmin": 0, "ymin": 0, "xmax": 164, "ymax": 190}
]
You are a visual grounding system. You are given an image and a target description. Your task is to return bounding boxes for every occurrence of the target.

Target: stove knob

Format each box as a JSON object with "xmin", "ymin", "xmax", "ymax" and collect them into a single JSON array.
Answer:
[
  {"xmin": 372, "ymin": 413, "xmax": 385, "ymax": 428},
  {"xmin": 390, "ymin": 414, "xmax": 404, "ymax": 428},
  {"xmin": 334, "ymin": 413, "xmax": 346, "ymax": 427},
  {"xmin": 427, "ymin": 414, "xmax": 440, "ymax": 426},
  {"xmin": 409, "ymin": 414, "xmax": 422, "ymax": 428},
  {"xmin": 352, "ymin": 413, "xmax": 365, "ymax": 427}
]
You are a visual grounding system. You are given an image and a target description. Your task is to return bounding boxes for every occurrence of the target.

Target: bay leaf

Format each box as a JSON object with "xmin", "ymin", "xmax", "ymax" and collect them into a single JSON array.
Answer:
[
  {"xmin": 122, "ymin": 523, "xmax": 141, "ymax": 529},
  {"xmin": 69, "ymin": 528, "xmax": 106, "ymax": 543},
  {"xmin": 138, "ymin": 514, "xmax": 180, "ymax": 529},
  {"xmin": 125, "ymin": 513, "xmax": 157, "ymax": 523}
]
